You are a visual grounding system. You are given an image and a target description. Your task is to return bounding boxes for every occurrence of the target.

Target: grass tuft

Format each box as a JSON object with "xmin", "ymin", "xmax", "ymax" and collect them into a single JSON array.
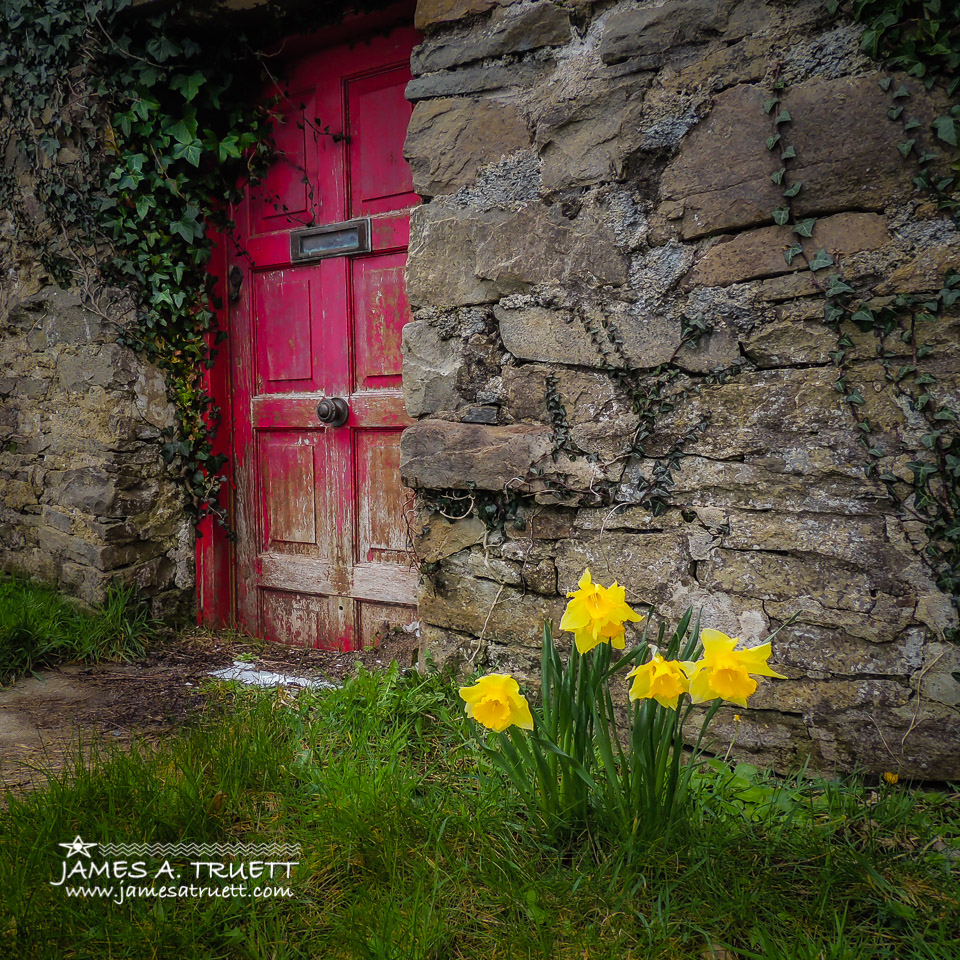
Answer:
[{"xmin": 0, "ymin": 572, "xmax": 161, "ymax": 684}]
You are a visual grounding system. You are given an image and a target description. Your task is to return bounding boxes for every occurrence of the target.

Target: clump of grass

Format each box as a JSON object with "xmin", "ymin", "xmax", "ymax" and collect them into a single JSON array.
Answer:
[
  {"xmin": 0, "ymin": 572, "xmax": 160, "ymax": 684},
  {"xmin": 0, "ymin": 665, "xmax": 957, "ymax": 959}
]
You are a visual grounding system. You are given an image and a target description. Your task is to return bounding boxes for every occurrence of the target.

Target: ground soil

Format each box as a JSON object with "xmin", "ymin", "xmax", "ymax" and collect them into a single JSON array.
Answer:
[{"xmin": 0, "ymin": 627, "xmax": 422, "ymax": 794}]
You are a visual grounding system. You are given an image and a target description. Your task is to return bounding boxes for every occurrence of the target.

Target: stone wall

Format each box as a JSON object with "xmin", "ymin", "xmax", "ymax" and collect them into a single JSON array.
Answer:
[
  {"xmin": 400, "ymin": 0, "xmax": 960, "ymax": 778},
  {"xmin": 0, "ymin": 231, "xmax": 194, "ymax": 619}
]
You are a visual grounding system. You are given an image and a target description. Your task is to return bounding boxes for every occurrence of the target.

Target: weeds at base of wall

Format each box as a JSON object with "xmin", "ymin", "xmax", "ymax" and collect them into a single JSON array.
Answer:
[{"xmin": 0, "ymin": 571, "xmax": 162, "ymax": 684}]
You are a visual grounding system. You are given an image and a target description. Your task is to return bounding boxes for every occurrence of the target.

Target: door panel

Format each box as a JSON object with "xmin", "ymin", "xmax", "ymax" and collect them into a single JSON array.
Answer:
[{"xmin": 230, "ymin": 24, "xmax": 419, "ymax": 649}]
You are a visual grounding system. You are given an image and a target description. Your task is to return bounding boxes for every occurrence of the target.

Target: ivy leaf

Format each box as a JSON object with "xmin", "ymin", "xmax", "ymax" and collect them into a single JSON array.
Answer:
[
  {"xmin": 218, "ymin": 135, "xmax": 241, "ymax": 161},
  {"xmin": 780, "ymin": 145, "xmax": 797, "ymax": 160},
  {"xmin": 878, "ymin": 76, "xmax": 892, "ymax": 91},
  {"xmin": 824, "ymin": 302, "xmax": 845, "ymax": 325},
  {"xmin": 763, "ymin": 98, "xmax": 779, "ymax": 114},
  {"xmin": 772, "ymin": 206, "xmax": 790, "ymax": 225},
  {"xmin": 783, "ymin": 243, "xmax": 803, "ymax": 266},
  {"xmin": 135, "ymin": 196, "xmax": 151, "ymax": 219},
  {"xmin": 933, "ymin": 115, "xmax": 958, "ymax": 146},
  {"xmin": 774, "ymin": 109, "xmax": 792, "ymax": 125},
  {"xmin": 171, "ymin": 71, "xmax": 206, "ymax": 103},
  {"xmin": 845, "ymin": 389, "xmax": 865, "ymax": 405},
  {"xmin": 145, "ymin": 35, "xmax": 182, "ymax": 63},
  {"xmin": 168, "ymin": 119, "xmax": 196, "ymax": 145},
  {"xmin": 38, "ymin": 135, "xmax": 59, "ymax": 157},
  {"xmin": 770, "ymin": 168, "xmax": 785, "ymax": 185},
  {"xmin": 793, "ymin": 218, "xmax": 817, "ymax": 237},
  {"xmin": 171, "ymin": 140, "xmax": 203, "ymax": 166},
  {"xmin": 766, "ymin": 133, "xmax": 781, "ymax": 150},
  {"xmin": 826, "ymin": 275, "xmax": 854, "ymax": 296},
  {"xmin": 782, "ymin": 181, "xmax": 802, "ymax": 198},
  {"xmin": 909, "ymin": 461, "xmax": 938, "ymax": 483},
  {"xmin": 132, "ymin": 94, "xmax": 160, "ymax": 120},
  {"xmin": 808, "ymin": 248, "xmax": 835, "ymax": 271},
  {"xmin": 888, "ymin": 105, "xmax": 904, "ymax": 120},
  {"xmin": 892, "ymin": 84, "xmax": 911, "ymax": 99},
  {"xmin": 903, "ymin": 118, "xmax": 921, "ymax": 131},
  {"xmin": 934, "ymin": 407, "xmax": 958, "ymax": 422},
  {"xmin": 897, "ymin": 139, "xmax": 916, "ymax": 157},
  {"xmin": 852, "ymin": 305, "xmax": 875, "ymax": 327}
]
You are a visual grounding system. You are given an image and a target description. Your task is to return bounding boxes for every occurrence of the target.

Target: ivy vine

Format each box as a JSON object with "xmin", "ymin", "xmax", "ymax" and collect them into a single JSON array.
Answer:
[
  {"xmin": 0, "ymin": 0, "xmax": 383, "ymax": 528},
  {"xmin": 0, "ymin": 0, "xmax": 279, "ymax": 527},
  {"xmin": 758, "ymin": 1, "xmax": 960, "ymax": 630}
]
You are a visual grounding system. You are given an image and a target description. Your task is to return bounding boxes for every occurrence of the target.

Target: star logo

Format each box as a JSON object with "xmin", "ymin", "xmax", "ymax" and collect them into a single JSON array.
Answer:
[{"xmin": 59, "ymin": 836, "xmax": 98, "ymax": 858}]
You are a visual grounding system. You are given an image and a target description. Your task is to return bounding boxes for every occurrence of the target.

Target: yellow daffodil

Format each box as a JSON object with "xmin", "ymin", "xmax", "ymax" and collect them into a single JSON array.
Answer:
[
  {"xmin": 459, "ymin": 674, "xmax": 534, "ymax": 733},
  {"xmin": 626, "ymin": 654, "xmax": 690, "ymax": 710},
  {"xmin": 883, "ymin": 771, "xmax": 899, "ymax": 785},
  {"xmin": 686, "ymin": 628, "xmax": 786, "ymax": 708},
  {"xmin": 559, "ymin": 568, "xmax": 643, "ymax": 655}
]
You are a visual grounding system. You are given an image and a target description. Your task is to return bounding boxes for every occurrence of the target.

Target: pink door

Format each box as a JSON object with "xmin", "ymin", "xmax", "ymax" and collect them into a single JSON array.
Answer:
[{"xmin": 229, "ymin": 25, "xmax": 419, "ymax": 649}]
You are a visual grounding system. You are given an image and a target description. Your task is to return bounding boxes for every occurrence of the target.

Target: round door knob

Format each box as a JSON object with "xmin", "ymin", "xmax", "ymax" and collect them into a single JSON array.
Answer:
[{"xmin": 316, "ymin": 397, "xmax": 349, "ymax": 427}]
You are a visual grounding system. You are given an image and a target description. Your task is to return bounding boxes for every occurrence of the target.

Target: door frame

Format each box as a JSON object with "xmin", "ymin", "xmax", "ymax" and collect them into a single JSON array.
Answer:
[{"xmin": 196, "ymin": 0, "xmax": 419, "ymax": 630}]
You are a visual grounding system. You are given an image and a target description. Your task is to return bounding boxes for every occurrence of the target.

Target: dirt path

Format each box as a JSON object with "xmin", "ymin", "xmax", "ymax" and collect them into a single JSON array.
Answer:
[{"xmin": 0, "ymin": 628, "xmax": 421, "ymax": 793}]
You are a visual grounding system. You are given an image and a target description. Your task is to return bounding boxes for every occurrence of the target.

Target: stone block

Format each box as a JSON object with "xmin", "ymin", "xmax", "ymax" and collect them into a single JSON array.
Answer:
[
  {"xmin": 501, "ymin": 363, "xmax": 638, "ymax": 462},
  {"xmin": 412, "ymin": 2, "xmax": 569, "ymax": 73},
  {"xmin": 440, "ymin": 548, "xmax": 524, "ymax": 587},
  {"xmin": 405, "ymin": 204, "xmax": 509, "ymax": 307},
  {"xmin": 742, "ymin": 318, "xmax": 835, "ymax": 367},
  {"xmin": 554, "ymin": 531, "xmax": 694, "ymax": 616},
  {"xmin": 52, "ymin": 466, "xmax": 118, "ymax": 515},
  {"xmin": 414, "ymin": 0, "xmax": 499, "ymax": 31},
  {"xmin": 418, "ymin": 621, "xmax": 483, "ymax": 674},
  {"xmin": 401, "ymin": 420, "xmax": 553, "ymax": 490},
  {"xmin": 663, "ymin": 455, "xmax": 888, "ymax": 516},
  {"xmin": 874, "ymin": 231, "xmax": 960, "ymax": 295},
  {"xmin": 660, "ymin": 76, "xmax": 953, "ymax": 239},
  {"xmin": 534, "ymin": 75, "xmax": 647, "ymax": 190},
  {"xmin": 599, "ymin": 0, "xmax": 727, "ymax": 65},
  {"xmin": 475, "ymin": 204, "xmax": 628, "ymax": 291},
  {"xmin": 522, "ymin": 556, "xmax": 557, "ymax": 594},
  {"xmin": 697, "ymin": 548, "xmax": 904, "ymax": 615},
  {"xmin": 134, "ymin": 365, "xmax": 175, "ymax": 429},
  {"xmin": 401, "ymin": 319, "xmax": 462, "ymax": 416},
  {"xmin": 404, "ymin": 98, "xmax": 531, "ymax": 197},
  {"xmin": 406, "ymin": 60, "xmax": 554, "ymax": 100},
  {"xmin": 495, "ymin": 305, "xmax": 609, "ymax": 367},
  {"xmin": 684, "ymin": 212, "xmax": 889, "ymax": 288},
  {"xmin": 3, "ymin": 480, "xmax": 38, "ymax": 511},
  {"xmin": 414, "ymin": 515, "xmax": 487, "ymax": 562},
  {"xmin": 719, "ymin": 510, "xmax": 895, "ymax": 569},
  {"xmin": 420, "ymin": 573, "xmax": 565, "ymax": 646},
  {"xmin": 636, "ymin": 366, "xmax": 912, "ymax": 463}
]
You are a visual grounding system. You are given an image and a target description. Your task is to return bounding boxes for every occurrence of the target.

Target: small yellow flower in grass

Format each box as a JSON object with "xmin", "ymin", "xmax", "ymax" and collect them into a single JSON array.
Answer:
[
  {"xmin": 883, "ymin": 771, "xmax": 899, "ymax": 785},
  {"xmin": 733, "ymin": 714, "xmax": 742, "ymax": 722},
  {"xmin": 459, "ymin": 674, "xmax": 534, "ymax": 733},
  {"xmin": 560, "ymin": 568, "xmax": 643, "ymax": 655},
  {"xmin": 626, "ymin": 654, "xmax": 689, "ymax": 709},
  {"xmin": 687, "ymin": 628, "xmax": 786, "ymax": 708}
]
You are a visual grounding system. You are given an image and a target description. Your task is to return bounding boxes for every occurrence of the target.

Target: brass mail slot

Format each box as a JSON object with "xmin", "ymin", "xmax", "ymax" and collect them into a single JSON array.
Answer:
[{"xmin": 291, "ymin": 218, "xmax": 371, "ymax": 262}]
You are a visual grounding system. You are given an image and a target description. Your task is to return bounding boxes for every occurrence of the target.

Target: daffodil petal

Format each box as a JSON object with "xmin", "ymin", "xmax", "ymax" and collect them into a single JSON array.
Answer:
[{"xmin": 700, "ymin": 628, "xmax": 739, "ymax": 657}]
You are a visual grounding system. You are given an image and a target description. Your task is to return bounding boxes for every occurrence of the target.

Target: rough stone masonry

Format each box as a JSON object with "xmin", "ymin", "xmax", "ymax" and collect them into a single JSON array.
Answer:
[
  {"xmin": 400, "ymin": 0, "xmax": 960, "ymax": 778},
  {"xmin": 0, "ymin": 274, "xmax": 194, "ymax": 619}
]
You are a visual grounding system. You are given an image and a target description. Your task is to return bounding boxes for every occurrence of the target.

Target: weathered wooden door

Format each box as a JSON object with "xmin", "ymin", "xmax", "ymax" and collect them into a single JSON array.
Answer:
[{"xmin": 229, "ymin": 25, "xmax": 419, "ymax": 649}]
